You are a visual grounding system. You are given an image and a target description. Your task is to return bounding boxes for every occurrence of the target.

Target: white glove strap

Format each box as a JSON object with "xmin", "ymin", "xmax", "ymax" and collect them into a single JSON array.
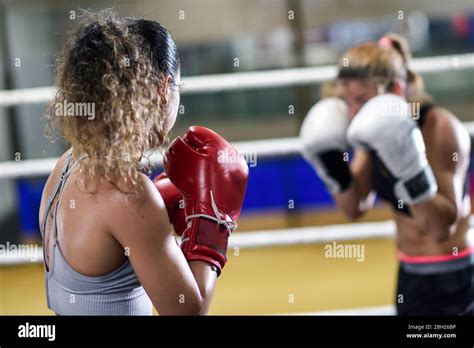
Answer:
[{"xmin": 185, "ymin": 190, "xmax": 237, "ymax": 235}]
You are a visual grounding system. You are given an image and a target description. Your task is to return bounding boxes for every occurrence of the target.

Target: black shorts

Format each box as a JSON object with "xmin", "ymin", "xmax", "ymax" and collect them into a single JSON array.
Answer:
[{"xmin": 396, "ymin": 251, "xmax": 474, "ymax": 315}]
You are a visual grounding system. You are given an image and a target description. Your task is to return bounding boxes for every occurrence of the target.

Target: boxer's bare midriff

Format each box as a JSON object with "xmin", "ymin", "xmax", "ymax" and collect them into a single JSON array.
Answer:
[
  {"xmin": 394, "ymin": 107, "xmax": 471, "ymax": 257},
  {"xmin": 395, "ymin": 210, "xmax": 470, "ymax": 256}
]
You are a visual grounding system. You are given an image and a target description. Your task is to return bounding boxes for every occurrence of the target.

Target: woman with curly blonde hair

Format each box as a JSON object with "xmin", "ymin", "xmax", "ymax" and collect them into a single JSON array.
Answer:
[{"xmin": 39, "ymin": 11, "xmax": 248, "ymax": 315}]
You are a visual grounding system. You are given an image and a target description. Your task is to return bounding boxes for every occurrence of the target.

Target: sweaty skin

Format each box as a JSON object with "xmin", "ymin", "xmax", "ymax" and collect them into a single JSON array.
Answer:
[
  {"xmin": 395, "ymin": 106, "xmax": 470, "ymax": 255},
  {"xmin": 334, "ymin": 79, "xmax": 470, "ymax": 256}
]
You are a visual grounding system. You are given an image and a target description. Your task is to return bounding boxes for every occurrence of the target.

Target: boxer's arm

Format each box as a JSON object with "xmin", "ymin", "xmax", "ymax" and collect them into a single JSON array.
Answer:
[
  {"xmin": 334, "ymin": 148, "xmax": 376, "ymax": 220},
  {"xmin": 110, "ymin": 174, "xmax": 216, "ymax": 315},
  {"xmin": 410, "ymin": 111, "xmax": 470, "ymax": 241}
]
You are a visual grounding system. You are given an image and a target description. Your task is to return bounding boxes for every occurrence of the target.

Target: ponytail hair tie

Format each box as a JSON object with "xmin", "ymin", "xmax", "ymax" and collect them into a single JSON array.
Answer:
[{"xmin": 378, "ymin": 37, "xmax": 393, "ymax": 48}]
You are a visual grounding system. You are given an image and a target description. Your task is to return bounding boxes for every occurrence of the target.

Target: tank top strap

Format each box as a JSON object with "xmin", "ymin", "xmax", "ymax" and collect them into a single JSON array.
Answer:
[
  {"xmin": 50, "ymin": 151, "xmax": 87, "ymax": 240},
  {"xmin": 42, "ymin": 150, "xmax": 87, "ymax": 238},
  {"xmin": 41, "ymin": 150, "xmax": 73, "ymax": 237}
]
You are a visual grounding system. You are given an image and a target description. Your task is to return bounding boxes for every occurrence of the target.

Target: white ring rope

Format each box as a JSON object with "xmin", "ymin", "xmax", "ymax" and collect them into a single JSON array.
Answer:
[
  {"xmin": 0, "ymin": 52, "xmax": 472, "ymax": 178},
  {"xmin": 0, "ymin": 53, "xmax": 472, "ymax": 107},
  {"xmin": 0, "ymin": 137, "xmax": 303, "ymax": 179},
  {"xmin": 0, "ymin": 86, "xmax": 56, "ymax": 108},
  {"xmin": 0, "ymin": 157, "xmax": 59, "ymax": 179},
  {"xmin": 3, "ymin": 219, "xmax": 474, "ymax": 266},
  {"xmin": 0, "ymin": 53, "xmax": 473, "ymax": 267},
  {"xmin": 229, "ymin": 220, "xmax": 396, "ymax": 249},
  {"xmin": 0, "ymin": 219, "xmax": 396, "ymax": 265},
  {"xmin": 4, "ymin": 123, "xmax": 474, "ymax": 179}
]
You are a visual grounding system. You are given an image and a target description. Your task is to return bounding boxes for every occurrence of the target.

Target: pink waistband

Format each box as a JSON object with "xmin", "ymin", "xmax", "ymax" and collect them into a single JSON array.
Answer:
[{"xmin": 398, "ymin": 246, "xmax": 474, "ymax": 264}]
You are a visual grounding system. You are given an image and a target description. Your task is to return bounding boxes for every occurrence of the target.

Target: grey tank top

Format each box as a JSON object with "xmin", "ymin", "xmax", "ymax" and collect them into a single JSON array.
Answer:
[{"xmin": 41, "ymin": 151, "xmax": 153, "ymax": 315}]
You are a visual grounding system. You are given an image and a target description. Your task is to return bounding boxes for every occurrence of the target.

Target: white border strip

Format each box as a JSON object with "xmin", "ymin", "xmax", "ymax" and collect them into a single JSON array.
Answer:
[{"xmin": 284, "ymin": 305, "xmax": 396, "ymax": 316}]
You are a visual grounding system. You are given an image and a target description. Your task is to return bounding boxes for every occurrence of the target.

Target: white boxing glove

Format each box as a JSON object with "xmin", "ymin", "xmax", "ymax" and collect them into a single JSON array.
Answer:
[
  {"xmin": 347, "ymin": 93, "xmax": 437, "ymax": 205},
  {"xmin": 300, "ymin": 98, "xmax": 352, "ymax": 193}
]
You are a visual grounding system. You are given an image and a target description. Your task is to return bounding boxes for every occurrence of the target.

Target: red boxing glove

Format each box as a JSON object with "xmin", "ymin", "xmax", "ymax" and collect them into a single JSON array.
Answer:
[
  {"xmin": 152, "ymin": 173, "xmax": 187, "ymax": 236},
  {"xmin": 164, "ymin": 126, "xmax": 249, "ymax": 275}
]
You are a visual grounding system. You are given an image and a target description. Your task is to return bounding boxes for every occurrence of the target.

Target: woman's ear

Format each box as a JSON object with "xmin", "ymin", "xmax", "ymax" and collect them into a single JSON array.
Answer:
[{"xmin": 157, "ymin": 75, "xmax": 172, "ymax": 105}]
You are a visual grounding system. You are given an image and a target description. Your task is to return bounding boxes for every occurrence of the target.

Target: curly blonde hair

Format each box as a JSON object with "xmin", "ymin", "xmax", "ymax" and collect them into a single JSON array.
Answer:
[{"xmin": 47, "ymin": 10, "xmax": 178, "ymax": 192}]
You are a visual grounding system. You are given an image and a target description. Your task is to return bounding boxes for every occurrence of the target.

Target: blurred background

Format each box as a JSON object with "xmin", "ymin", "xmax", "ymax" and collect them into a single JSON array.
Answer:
[{"xmin": 0, "ymin": 0, "xmax": 473, "ymax": 314}]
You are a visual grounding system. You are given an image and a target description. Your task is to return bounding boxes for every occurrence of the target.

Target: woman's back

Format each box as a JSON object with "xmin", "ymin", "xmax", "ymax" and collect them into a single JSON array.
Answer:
[{"xmin": 39, "ymin": 150, "xmax": 153, "ymax": 315}]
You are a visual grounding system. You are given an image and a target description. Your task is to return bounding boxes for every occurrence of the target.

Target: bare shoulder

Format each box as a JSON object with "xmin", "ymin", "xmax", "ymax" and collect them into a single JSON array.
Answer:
[
  {"xmin": 104, "ymin": 172, "xmax": 170, "ymax": 243},
  {"xmin": 424, "ymin": 106, "xmax": 470, "ymax": 165},
  {"xmin": 427, "ymin": 107, "xmax": 468, "ymax": 138},
  {"xmin": 104, "ymin": 173, "xmax": 166, "ymax": 212}
]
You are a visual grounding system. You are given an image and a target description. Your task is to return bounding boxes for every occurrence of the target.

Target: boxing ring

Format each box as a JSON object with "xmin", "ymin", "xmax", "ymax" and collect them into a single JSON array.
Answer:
[{"xmin": 0, "ymin": 53, "xmax": 473, "ymax": 315}]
